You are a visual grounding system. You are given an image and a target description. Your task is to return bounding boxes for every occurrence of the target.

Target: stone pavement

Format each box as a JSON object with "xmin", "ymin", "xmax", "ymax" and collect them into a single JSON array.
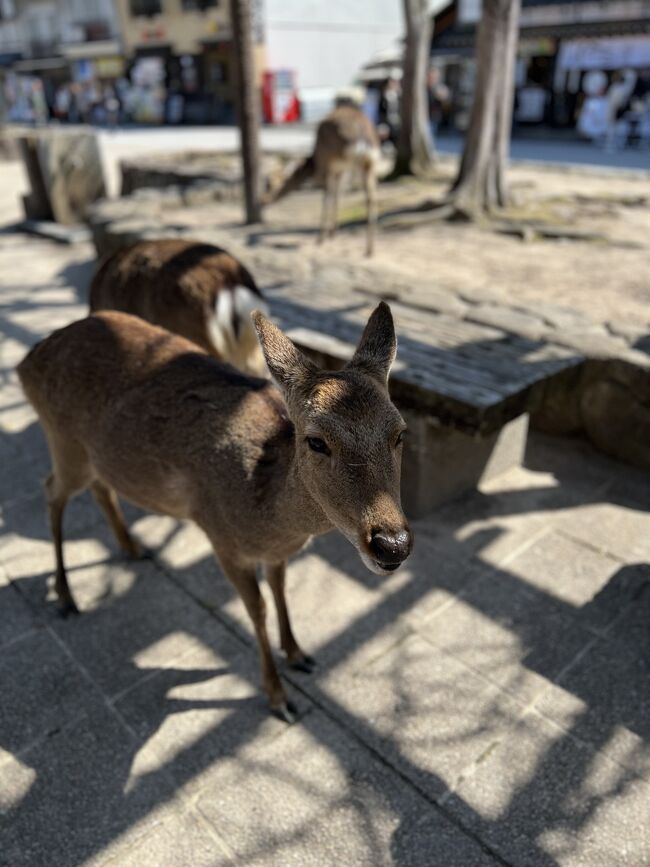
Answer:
[{"xmin": 1, "ymin": 228, "xmax": 650, "ymax": 867}]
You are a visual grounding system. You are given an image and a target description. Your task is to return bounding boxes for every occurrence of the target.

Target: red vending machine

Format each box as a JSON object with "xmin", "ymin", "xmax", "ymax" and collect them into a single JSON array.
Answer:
[{"xmin": 262, "ymin": 70, "xmax": 300, "ymax": 124}]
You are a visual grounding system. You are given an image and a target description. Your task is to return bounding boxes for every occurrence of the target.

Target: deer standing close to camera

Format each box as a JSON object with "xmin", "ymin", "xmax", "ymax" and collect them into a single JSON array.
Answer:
[
  {"xmin": 90, "ymin": 239, "xmax": 268, "ymax": 376},
  {"xmin": 265, "ymin": 105, "xmax": 381, "ymax": 256},
  {"xmin": 18, "ymin": 304, "xmax": 412, "ymax": 721}
]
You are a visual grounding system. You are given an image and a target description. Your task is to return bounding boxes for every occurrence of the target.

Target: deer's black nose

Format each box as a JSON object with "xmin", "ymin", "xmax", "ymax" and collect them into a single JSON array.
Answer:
[{"xmin": 370, "ymin": 528, "xmax": 412, "ymax": 569}]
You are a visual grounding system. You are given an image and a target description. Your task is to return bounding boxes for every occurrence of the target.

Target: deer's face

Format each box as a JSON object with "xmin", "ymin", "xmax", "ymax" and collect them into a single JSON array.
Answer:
[
  {"xmin": 253, "ymin": 302, "xmax": 413, "ymax": 574},
  {"xmin": 295, "ymin": 371, "xmax": 411, "ymax": 573}
]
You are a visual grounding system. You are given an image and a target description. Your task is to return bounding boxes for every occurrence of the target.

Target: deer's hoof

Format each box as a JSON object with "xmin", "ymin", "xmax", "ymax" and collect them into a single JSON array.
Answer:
[
  {"xmin": 289, "ymin": 654, "xmax": 317, "ymax": 674},
  {"xmin": 273, "ymin": 700, "xmax": 298, "ymax": 724},
  {"xmin": 58, "ymin": 598, "xmax": 80, "ymax": 618}
]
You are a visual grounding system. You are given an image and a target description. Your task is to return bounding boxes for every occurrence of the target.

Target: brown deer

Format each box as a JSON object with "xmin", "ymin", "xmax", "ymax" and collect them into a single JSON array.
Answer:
[
  {"xmin": 265, "ymin": 105, "xmax": 381, "ymax": 256},
  {"xmin": 89, "ymin": 239, "xmax": 268, "ymax": 376},
  {"xmin": 17, "ymin": 303, "xmax": 412, "ymax": 721}
]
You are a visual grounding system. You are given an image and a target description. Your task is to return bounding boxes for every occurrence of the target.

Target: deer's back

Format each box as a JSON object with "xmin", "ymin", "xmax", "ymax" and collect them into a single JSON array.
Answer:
[
  {"xmin": 89, "ymin": 239, "xmax": 262, "ymax": 353},
  {"xmin": 18, "ymin": 312, "xmax": 290, "ymax": 522}
]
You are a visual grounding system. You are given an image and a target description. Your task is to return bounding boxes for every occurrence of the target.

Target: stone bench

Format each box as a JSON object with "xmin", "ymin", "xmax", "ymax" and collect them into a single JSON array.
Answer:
[
  {"xmin": 85, "ymin": 199, "xmax": 650, "ymax": 501},
  {"xmin": 267, "ymin": 285, "xmax": 583, "ymax": 518}
]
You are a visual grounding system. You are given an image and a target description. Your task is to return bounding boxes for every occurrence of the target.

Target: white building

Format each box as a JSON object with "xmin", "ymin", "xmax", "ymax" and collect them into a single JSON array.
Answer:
[{"xmin": 262, "ymin": 0, "xmax": 403, "ymax": 120}]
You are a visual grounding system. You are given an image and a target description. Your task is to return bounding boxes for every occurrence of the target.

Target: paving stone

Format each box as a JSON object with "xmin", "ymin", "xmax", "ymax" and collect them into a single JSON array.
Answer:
[
  {"xmin": 0, "ymin": 441, "xmax": 50, "ymax": 506},
  {"xmin": 506, "ymin": 530, "xmax": 632, "ymax": 631},
  {"xmin": 0, "ymin": 627, "xmax": 101, "ymax": 755},
  {"xmin": 303, "ymin": 536, "xmax": 486, "ymax": 671},
  {"xmin": 523, "ymin": 431, "xmax": 623, "ymax": 493},
  {"xmin": 115, "ymin": 639, "xmax": 305, "ymax": 795},
  {"xmin": 0, "ymin": 699, "xmax": 225, "ymax": 867},
  {"xmin": 0, "ymin": 570, "xmax": 40, "ymax": 648},
  {"xmin": 0, "ymin": 489, "xmax": 103, "ymax": 569},
  {"xmin": 194, "ymin": 708, "xmax": 500, "ymax": 867},
  {"xmin": 50, "ymin": 559, "xmax": 240, "ymax": 699},
  {"xmin": 301, "ymin": 633, "xmax": 530, "ymax": 804},
  {"xmin": 443, "ymin": 707, "xmax": 650, "ymax": 867},
  {"xmin": 414, "ymin": 567, "xmax": 594, "ymax": 703},
  {"xmin": 413, "ymin": 463, "xmax": 593, "ymax": 568},
  {"xmin": 557, "ymin": 500, "xmax": 650, "ymax": 563},
  {"xmin": 0, "ymin": 521, "xmax": 133, "ymax": 618},
  {"xmin": 89, "ymin": 805, "xmax": 234, "ymax": 867},
  {"xmin": 534, "ymin": 577, "xmax": 650, "ymax": 758}
]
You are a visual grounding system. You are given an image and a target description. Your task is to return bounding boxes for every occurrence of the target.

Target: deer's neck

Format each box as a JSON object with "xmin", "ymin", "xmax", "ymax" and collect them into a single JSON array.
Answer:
[{"xmin": 277, "ymin": 446, "xmax": 332, "ymax": 539}]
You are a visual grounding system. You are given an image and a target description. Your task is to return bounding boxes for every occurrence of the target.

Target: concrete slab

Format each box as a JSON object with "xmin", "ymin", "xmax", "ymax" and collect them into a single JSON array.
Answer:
[
  {"xmin": 115, "ymin": 640, "xmax": 307, "ymax": 795},
  {"xmin": 558, "ymin": 500, "xmax": 650, "ymax": 563},
  {"xmin": 414, "ymin": 567, "xmax": 594, "ymax": 703},
  {"xmin": 0, "ymin": 699, "xmax": 228, "ymax": 867},
  {"xmin": 307, "ymin": 633, "xmax": 528, "ymax": 804},
  {"xmin": 49, "ymin": 559, "xmax": 243, "ymax": 700},
  {"xmin": 0, "ymin": 627, "xmax": 101, "ymax": 755},
  {"xmin": 443, "ymin": 707, "xmax": 650, "ymax": 867},
  {"xmin": 0, "ymin": 571, "xmax": 40, "ymax": 648},
  {"xmin": 532, "ymin": 573, "xmax": 650, "ymax": 771},
  {"xmin": 194, "ymin": 708, "xmax": 501, "ymax": 867},
  {"xmin": 506, "ymin": 530, "xmax": 632, "ymax": 631}
]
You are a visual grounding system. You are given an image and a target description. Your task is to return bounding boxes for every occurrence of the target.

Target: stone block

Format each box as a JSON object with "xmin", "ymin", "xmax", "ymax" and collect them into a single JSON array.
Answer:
[
  {"xmin": 401, "ymin": 412, "xmax": 528, "ymax": 518},
  {"xmin": 443, "ymin": 707, "xmax": 650, "ymax": 867},
  {"xmin": 558, "ymin": 500, "xmax": 650, "ymax": 563},
  {"xmin": 0, "ymin": 698, "xmax": 215, "ymax": 867},
  {"xmin": 309, "ymin": 633, "xmax": 527, "ymax": 802},
  {"xmin": 35, "ymin": 131, "xmax": 106, "ymax": 225},
  {"xmin": 194, "ymin": 708, "xmax": 500, "ymax": 867},
  {"xmin": 414, "ymin": 567, "xmax": 594, "ymax": 703},
  {"xmin": 506, "ymin": 530, "xmax": 634, "ymax": 632},
  {"xmin": 0, "ymin": 572, "xmax": 40, "ymax": 648},
  {"xmin": 0, "ymin": 628, "xmax": 102, "ymax": 755},
  {"xmin": 115, "ymin": 638, "xmax": 301, "ymax": 794},
  {"xmin": 50, "ymin": 558, "xmax": 239, "ymax": 699}
]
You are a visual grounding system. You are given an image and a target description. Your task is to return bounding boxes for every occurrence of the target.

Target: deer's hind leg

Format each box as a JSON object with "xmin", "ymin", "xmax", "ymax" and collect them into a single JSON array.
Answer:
[
  {"xmin": 90, "ymin": 479, "xmax": 142, "ymax": 560},
  {"xmin": 265, "ymin": 561, "xmax": 315, "ymax": 673},
  {"xmin": 44, "ymin": 434, "xmax": 93, "ymax": 615},
  {"xmin": 319, "ymin": 170, "xmax": 342, "ymax": 245}
]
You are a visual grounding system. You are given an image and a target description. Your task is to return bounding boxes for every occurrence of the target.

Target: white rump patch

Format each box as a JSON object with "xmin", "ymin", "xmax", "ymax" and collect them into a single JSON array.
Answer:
[{"xmin": 210, "ymin": 286, "xmax": 269, "ymax": 376}]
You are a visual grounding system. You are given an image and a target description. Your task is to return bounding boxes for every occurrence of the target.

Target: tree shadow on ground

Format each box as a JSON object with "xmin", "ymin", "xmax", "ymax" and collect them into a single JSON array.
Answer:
[{"xmin": 2, "ymin": 423, "xmax": 649, "ymax": 864}]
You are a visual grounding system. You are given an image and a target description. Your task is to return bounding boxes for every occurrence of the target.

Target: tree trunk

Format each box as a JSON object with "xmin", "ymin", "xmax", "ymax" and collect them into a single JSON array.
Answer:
[
  {"xmin": 449, "ymin": 0, "xmax": 521, "ymax": 217},
  {"xmin": 230, "ymin": 0, "xmax": 262, "ymax": 224},
  {"xmin": 393, "ymin": 0, "xmax": 435, "ymax": 177}
]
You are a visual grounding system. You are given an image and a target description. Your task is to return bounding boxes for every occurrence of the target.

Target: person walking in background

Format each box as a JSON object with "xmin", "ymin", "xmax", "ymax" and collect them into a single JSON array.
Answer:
[
  {"xmin": 30, "ymin": 80, "xmax": 48, "ymax": 126},
  {"xmin": 606, "ymin": 69, "xmax": 637, "ymax": 151},
  {"xmin": 378, "ymin": 73, "xmax": 401, "ymax": 148},
  {"xmin": 427, "ymin": 66, "xmax": 449, "ymax": 145}
]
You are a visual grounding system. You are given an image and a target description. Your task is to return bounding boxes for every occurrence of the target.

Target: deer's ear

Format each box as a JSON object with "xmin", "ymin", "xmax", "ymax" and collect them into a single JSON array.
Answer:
[
  {"xmin": 347, "ymin": 302, "xmax": 396, "ymax": 386},
  {"xmin": 252, "ymin": 311, "xmax": 317, "ymax": 394}
]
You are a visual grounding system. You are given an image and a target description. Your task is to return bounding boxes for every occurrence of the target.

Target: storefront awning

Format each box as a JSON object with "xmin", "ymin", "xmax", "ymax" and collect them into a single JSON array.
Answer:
[
  {"xmin": 61, "ymin": 40, "xmax": 122, "ymax": 60},
  {"xmin": 12, "ymin": 57, "xmax": 67, "ymax": 72},
  {"xmin": 557, "ymin": 35, "xmax": 650, "ymax": 69}
]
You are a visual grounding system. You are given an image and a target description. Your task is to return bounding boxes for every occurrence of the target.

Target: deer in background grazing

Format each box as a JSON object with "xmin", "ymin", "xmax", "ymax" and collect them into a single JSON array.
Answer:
[
  {"xmin": 265, "ymin": 105, "xmax": 381, "ymax": 256},
  {"xmin": 89, "ymin": 239, "xmax": 268, "ymax": 376},
  {"xmin": 18, "ymin": 303, "xmax": 412, "ymax": 721}
]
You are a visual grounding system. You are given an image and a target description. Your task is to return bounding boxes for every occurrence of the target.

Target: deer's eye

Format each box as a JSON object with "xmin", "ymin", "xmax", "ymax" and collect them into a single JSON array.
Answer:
[
  {"xmin": 306, "ymin": 436, "xmax": 331, "ymax": 456},
  {"xmin": 395, "ymin": 430, "xmax": 407, "ymax": 448}
]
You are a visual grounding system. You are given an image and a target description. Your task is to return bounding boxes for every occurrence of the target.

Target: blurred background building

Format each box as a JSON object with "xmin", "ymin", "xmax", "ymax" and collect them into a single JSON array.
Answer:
[{"xmin": 1, "ymin": 0, "xmax": 649, "ymax": 141}]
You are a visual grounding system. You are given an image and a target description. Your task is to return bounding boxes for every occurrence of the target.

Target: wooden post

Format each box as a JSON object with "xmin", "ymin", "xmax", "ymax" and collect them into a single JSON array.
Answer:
[{"xmin": 230, "ymin": 0, "xmax": 262, "ymax": 224}]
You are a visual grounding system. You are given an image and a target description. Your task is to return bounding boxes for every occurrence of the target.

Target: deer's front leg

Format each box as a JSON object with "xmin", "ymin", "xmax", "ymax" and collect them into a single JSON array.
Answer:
[
  {"xmin": 265, "ymin": 561, "xmax": 316, "ymax": 673},
  {"xmin": 217, "ymin": 552, "xmax": 296, "ymax": 722}
]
